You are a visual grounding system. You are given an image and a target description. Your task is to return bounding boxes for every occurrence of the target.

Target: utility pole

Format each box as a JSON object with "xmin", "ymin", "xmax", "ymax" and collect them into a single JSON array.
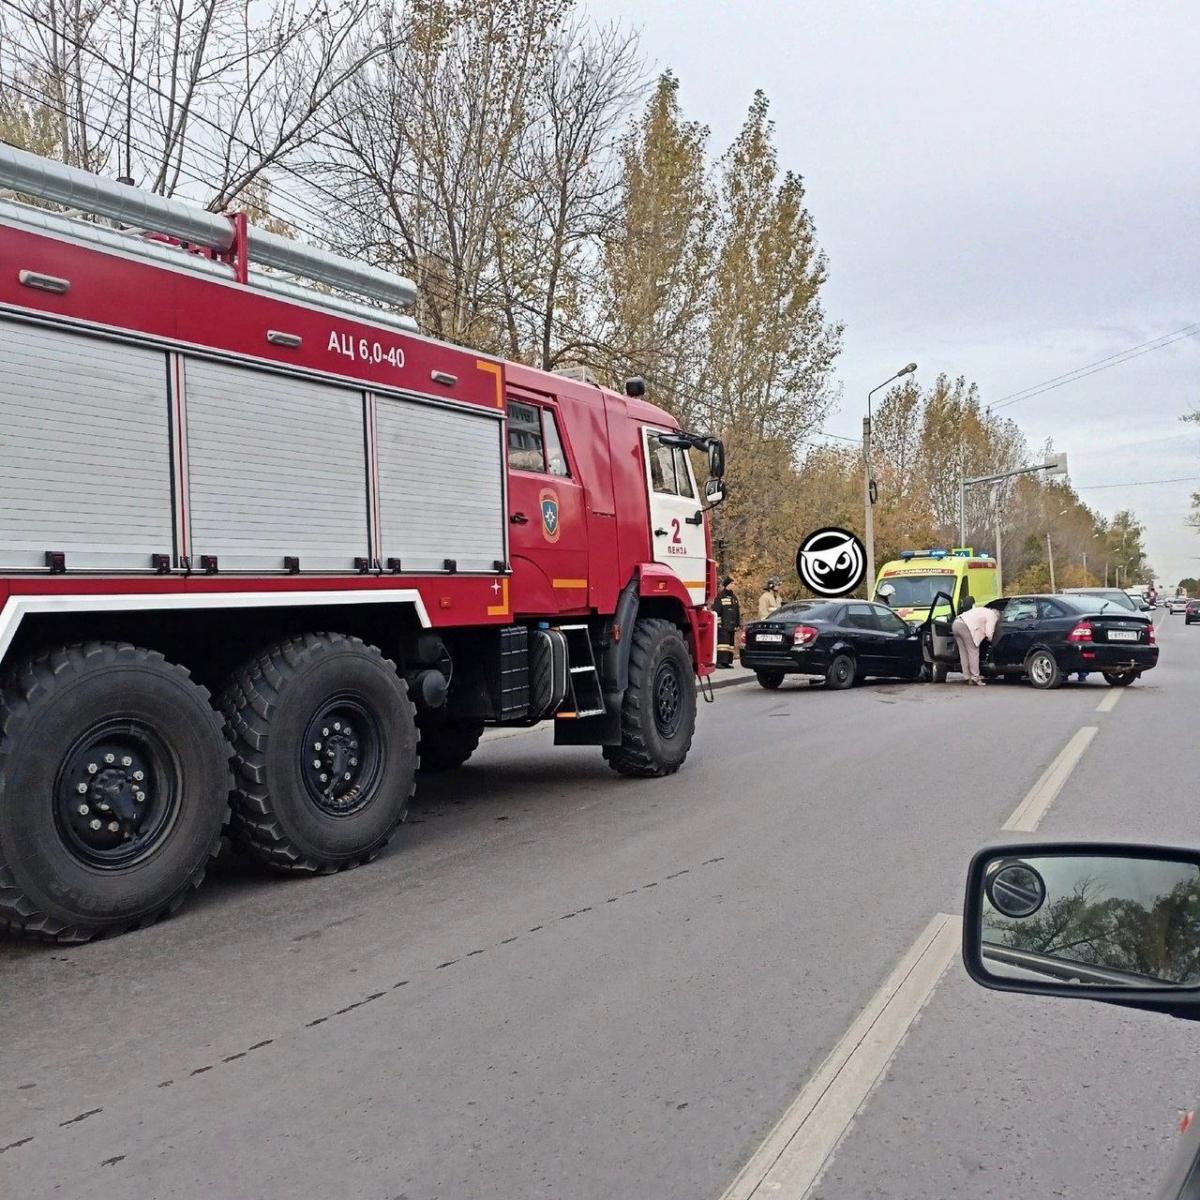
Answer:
[
  {"xmin": 1083, "ymin": 551, "xmax": 1087, "ymax": 581},
  {"xmin": 864, "ymin": 363, "xmax": 917, "ymax": 600},
  {"xmin": 863, "ymin": 415, "xmax": 875, "ymax": 599},
  {"xmin": 994, "ymin": 512, "xmax": 1003, "ymax": 593},
  {"xmin": 1047, "ymin": 532, "xmax": 1056, "ymax": 593},
  {"xmin": 958, "ymin": 477, "xmax": 966, "ymax": 547}
]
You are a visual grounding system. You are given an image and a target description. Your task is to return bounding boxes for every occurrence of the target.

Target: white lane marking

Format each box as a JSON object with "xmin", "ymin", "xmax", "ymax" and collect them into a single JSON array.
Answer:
[
  {"xmin": 1002, "ymin": 725, "xmax": 1098, "ymax": 832},
  {"xmin": 1096, "ymin": 688, "xmax": 1124, "ymax": 714},
  {"xmin": 719, "ymin": 913, "xmax": 961, "ymax": 1200}
]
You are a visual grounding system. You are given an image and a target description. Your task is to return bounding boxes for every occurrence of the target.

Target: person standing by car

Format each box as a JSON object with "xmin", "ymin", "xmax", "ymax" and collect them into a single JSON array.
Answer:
[
  {"xmin": 952, "ymin": 595, "xmax": 1001, "ymax": 685},
  {"xmin": 714, "ymin": 575, "xmax": 740, "ymax": 668},
  {"xmin": 758, "ymin": 577, "xmax": 782, "ymax": 620}
]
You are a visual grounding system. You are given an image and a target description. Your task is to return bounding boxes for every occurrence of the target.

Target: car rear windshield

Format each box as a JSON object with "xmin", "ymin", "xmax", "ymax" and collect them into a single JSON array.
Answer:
[
  {"xmin": 1063, "ymin": 589, "xmax": 1138, "ymax": 612},
  {"xmin": 770, "ymin": 602, "xmax": 840, "ymax": 622},
  {"xmin": 876, "ymin": 575, "xmax": 957, "ymax": 607}
]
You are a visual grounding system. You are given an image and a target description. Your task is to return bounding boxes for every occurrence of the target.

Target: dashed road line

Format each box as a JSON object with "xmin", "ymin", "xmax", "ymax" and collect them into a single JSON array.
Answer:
[
  {"xmin": 1096, "ymin": 688, "xmax": 1124, "ymax": 713},
  {"xmin": 719, "ymin": 913, "xmax": 961, "ymax": 1200},
  {"xmin": 1002, "ymin": 725, "xmax": 1098, "ymax": 832}
]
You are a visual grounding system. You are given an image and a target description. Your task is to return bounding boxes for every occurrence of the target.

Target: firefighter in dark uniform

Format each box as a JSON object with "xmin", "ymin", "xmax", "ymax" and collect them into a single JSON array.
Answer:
[{"xmin": 715, "ymin": 575, "xmax": 740, "ymax": 668}]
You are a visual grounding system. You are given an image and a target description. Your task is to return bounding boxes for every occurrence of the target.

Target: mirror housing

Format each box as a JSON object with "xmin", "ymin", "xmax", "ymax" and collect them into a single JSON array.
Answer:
[
  {"xmin": 704, "ymin": 477, "xmax": 726, "ymax": 507},
  {"xmin": 964, "ymin": 842, "xmax": 1200, "ymax": 1021},
  {"xmin": 706, "ymin": 438, "xmax": 726, "ymax": 480}
]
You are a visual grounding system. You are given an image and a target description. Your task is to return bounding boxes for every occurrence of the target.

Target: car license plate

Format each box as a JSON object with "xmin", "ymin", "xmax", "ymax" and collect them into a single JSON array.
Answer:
[
  {"xmin": 756, "ymin": 633, "xmax": 784, "ymax": 643},
  {"xmin": 1108, "ymin": 630, "xmax": 1139, "ymax": 641}
]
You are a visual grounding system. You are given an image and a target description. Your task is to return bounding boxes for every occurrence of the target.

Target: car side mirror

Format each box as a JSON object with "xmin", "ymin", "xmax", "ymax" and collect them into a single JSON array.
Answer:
[
  {"xmin": 703, "ymin": 478, "xmax": 726, "ymax": 507},
  {"xmin": 964, "ymin": 842, "xmax": 1200, "ymax": 1021}
]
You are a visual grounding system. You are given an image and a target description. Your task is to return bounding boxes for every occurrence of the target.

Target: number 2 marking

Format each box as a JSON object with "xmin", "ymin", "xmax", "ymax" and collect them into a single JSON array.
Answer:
[{"xmin": 670, "ymin": 518, "xmax": 682, "ymax": 544}]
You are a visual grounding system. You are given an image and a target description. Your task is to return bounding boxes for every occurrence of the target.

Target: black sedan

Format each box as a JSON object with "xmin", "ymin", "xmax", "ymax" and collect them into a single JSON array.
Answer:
[
  {"xmin": 929, "ymin": 593, "xmax": 1158, "ymax": 688},
  {"xmin": 739, "ymin": 599, "xmax": 924, "ymax": 689},
  {"xmin": 1186, "ymin": 599, "xmax": 1199, "ymax": 625}
]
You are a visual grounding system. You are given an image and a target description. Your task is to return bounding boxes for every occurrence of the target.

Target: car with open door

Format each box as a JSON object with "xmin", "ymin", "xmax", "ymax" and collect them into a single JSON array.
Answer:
[
  {"xmin": 738, "ymin": 599, "xmax": 925, "ymax": 689},
  {"xmin": 926, "ymin": 593, "xmax": 1157, "ymax": 688},
  {"xmin": 964, "ymin": 842, "xmax": 1200, "ymax": 1199}
]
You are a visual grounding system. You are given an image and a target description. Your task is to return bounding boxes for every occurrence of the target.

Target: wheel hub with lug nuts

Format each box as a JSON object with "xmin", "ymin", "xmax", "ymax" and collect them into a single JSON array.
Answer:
[
  {"xmin": 55, "ymin": 726, "xmax": 172, "ymax": 868},
  {"xmin": 653, "ymin": 662, "xmax": 683, "ymax": 738},
  {"xmin": 301, "ymin": 701, "xmax": 378, "ymax": 817}
]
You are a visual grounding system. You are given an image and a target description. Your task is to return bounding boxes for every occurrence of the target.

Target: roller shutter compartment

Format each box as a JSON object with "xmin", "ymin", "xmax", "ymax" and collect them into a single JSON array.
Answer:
[
  {"xmin": 376, "ymin": 396, "xmax": 505, "ymax": 573},
  {"xmin": 0, "ymin": 320, "xmax": 172, "ymax": 570},
  {"xmin": 184, "ymin": 359, "xmax": 369, "ymax": 572}
]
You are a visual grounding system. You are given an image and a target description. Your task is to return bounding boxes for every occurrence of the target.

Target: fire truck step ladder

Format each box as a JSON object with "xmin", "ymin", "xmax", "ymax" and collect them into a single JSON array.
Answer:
[{"xmin": 556, "ymin": 625, "xmax": 605, "ymax": 719}]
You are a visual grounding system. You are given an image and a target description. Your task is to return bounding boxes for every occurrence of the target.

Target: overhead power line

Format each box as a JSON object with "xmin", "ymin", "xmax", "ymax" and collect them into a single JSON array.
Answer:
[
  {"xmin": 1074, "ymin": 475, "xmax": 1200, "ymax": 491},
  {"xmin": 990, "ymin": 322, "xmax": 1200, "ymax": 412}
]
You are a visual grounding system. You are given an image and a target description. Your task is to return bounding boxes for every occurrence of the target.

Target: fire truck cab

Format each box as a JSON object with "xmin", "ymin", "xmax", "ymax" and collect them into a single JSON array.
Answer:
[{"xmin": 0, "ymin": 145, "xmax": 724, "ymax": 943}]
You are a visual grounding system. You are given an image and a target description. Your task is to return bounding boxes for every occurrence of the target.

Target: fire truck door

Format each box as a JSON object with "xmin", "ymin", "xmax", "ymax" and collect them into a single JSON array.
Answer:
[
  {"xmin": 642, "ymin": 428, "xmax": 706, "ymax": 606},
  {"xmin": 505, "ymin": 396, "xmax": 588, "ymax": 613}
]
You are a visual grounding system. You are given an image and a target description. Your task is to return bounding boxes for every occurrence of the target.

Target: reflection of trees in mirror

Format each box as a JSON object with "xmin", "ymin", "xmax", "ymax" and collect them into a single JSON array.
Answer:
[{"xmin": 984, "ymin": 874, "xmax": 1200, "ymax": 985}]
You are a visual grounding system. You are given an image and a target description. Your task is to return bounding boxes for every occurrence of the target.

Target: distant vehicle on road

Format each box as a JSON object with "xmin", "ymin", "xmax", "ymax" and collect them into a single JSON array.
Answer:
[
  {"xmin": 928, "ymin": 593, "xmax": 1157, "ymax": 688},
  {"xmin": 1060, "ymin": 587, "xmax": 1143, "ymax": 613},
  {"xmin": 738, "ymin": 599, "xmax": 924, "ymax": 689},
  {"xmin": 1167, "ymin": 595, "xmax": 1190, "ymax": 615},
  {"xmin": 1186, "ymin": 599, "xmax": 1200, "ymax": 625}
]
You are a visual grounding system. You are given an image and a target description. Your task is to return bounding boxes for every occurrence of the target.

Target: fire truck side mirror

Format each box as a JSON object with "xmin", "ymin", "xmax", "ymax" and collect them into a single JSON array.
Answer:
[
  {"xmin": 704, "ymin": 478, "xmax": 726, "ymax": 507},
  {"xmin": 624, "ymin": 376, "xmax": 646, "ymax": 397},
  {"xmin": 706, "ymin": 438, "xmax": 726, "ymax": 480}
]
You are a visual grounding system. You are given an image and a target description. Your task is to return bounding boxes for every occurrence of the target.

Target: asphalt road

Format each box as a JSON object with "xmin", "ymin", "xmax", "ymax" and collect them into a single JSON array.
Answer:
[{"xmin": 2, "ymin": 611, "xmax": 1197, "ymax": 1199}]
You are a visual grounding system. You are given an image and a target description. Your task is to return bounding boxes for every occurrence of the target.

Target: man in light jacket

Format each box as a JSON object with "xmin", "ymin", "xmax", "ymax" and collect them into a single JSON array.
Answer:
[
  {"xmin": 952, "ymin": 595, "xmax": 1000, "ymax": 685},
  {"xmin": 758, "ymin": 577, "xmax": 782, "ymax": 620}
]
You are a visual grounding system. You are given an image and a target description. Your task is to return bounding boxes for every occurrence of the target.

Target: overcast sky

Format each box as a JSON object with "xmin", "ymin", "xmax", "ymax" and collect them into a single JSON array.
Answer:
[{"xmin": 588, "ymin": 0, "xmax": 1200, "ymax": 584}]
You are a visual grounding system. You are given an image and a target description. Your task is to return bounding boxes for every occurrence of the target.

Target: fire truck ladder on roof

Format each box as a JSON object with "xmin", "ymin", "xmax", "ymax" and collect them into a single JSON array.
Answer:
[
  {"xmin": 0, "ymin": 143, "xmax": 417, "ymax": 324},
  {"xmin": 556, "ymin": 625, "xmax": 605, "ymax": 719}
]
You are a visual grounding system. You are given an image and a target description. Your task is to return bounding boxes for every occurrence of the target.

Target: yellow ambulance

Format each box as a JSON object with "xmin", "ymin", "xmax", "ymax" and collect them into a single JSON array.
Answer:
[{"xmin": 873, "ymin": 548, "xmax": 1000, "ymax": 625}]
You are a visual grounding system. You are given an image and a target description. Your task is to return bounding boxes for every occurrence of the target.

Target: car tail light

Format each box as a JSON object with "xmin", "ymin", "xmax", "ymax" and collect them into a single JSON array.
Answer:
[
  {"xmin": 793, "ymin": 625, "xmax": 819, "ymax": 647},
  {"xmin": 1148, "ymin": 623, "xmax": 1156, "ymax": 643},
  {"xmin": 1067, "ymin": 621, "xmax": 1093, "ymax": 643},
  {"xmin": 736, "ymin": 629, "xmax": 746, "ymax": 648}
]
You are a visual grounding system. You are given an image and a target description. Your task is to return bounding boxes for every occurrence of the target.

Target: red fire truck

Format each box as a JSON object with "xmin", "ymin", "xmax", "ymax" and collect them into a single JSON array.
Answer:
[{"xmin": 0, "ymin": 145, "xmax": 724, "ymax": 942}]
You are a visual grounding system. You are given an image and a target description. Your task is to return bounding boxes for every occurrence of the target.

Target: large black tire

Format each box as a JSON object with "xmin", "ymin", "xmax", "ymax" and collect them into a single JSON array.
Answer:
[
  {"xmin": 1025, "ymin": 649, "xmax": 1063, "ymax": 690},
  {"xmin": 1102, "ymin": 670, "xmax": 1138, "ymax": 687},
  {"xmin": 603, "ymin": 618, "xmax": 697, "ymax": 778},
  {"xmin": 756, "ymin": 670, "xmax": 784, "ymax": 690},
  {"xmin": 417, "ymin": 714, "xmax": 484, "ymax": 772},
  {"xmin": 825, "ymin": 654, "xmax": 855, "ymax": 690},
  {"xmin": 220, "ymin": 633, "xmax": 416, "ymax": 873},
  {"xmin": 0, "ymin": 642, "xmax": 231, "ymax": 943}
]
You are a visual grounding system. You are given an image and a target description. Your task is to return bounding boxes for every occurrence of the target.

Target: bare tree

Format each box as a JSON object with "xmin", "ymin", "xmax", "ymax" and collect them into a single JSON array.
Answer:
[{"xmin": 1, "ymin": 0, "xmax": 394, "ymax": 211}]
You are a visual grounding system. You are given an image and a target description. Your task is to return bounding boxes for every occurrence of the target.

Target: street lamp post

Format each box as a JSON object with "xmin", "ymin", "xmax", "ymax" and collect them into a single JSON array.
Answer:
[
  {"xmin": 864, "ymin": 362, "xmax": 917, "ymax": 598},
  {"xmin": 959, "ymin": 453, "xmax": 1069, "ymax": 551}
]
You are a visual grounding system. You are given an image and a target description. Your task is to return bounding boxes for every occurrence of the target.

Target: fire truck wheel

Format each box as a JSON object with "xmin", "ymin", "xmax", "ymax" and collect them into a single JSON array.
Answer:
[
  {"xmin": 603, "ymin": 618, "xmax": 696, "ymax": 778},
  {"xmin": 417, "ymin": 715, "xmax": 485, "ymax": 772},
  {"xmin": 220, "ymin": 633, "xmax": 416, "ymax": 873},
  {"xmin": 0, "ymin": 642, "xmax": 231, "ymax": 943}
]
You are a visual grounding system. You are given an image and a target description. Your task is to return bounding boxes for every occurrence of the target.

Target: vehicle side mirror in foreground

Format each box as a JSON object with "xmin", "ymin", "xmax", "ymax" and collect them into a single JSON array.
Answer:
[
  {"xmin": 704, "ymin": 478, "xmax": 726, "ymax": 506},
  {"xmin": 964, "ymin": 842, "xmax": 1200, "ymax": 1021}
]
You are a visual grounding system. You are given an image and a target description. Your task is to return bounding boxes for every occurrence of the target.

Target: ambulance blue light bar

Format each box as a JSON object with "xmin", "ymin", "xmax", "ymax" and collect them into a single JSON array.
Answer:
[{"xmin": 900, "ymin": 548, "xmax": 949, "ymax": 560}]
